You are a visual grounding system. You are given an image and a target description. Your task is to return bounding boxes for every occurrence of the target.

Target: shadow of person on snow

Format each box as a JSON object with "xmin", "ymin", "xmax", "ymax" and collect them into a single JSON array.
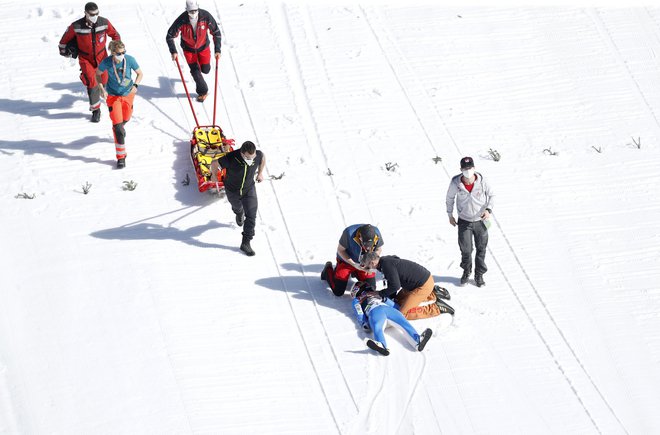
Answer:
[
  {"xmin": 90, "ymin": 219, "xmax": 239, "ymax": 252},
  {"xmin": 432, "ymin": 274, "xmax": 462, "ymax": 287},
  {"xmin": 255, "ymin": 263, "xmax": 358, "ymax": 320},
  {"xmin": 0, "ymin": 95, "xmax": 89, "ymax": 120},
  {"xmin": 0, "ymin": 136, "xmax": 114, "ymax": 166}
]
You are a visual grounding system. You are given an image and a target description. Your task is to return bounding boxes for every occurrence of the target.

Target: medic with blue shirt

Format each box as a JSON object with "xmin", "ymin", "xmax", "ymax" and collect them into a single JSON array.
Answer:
[
  {"xmin": 321, "ymin": 224, "xmax": 384, "ymax": 297},
  {"xmin": 96, "ymin": 40, "xmax": 143, "ymax": 169}
]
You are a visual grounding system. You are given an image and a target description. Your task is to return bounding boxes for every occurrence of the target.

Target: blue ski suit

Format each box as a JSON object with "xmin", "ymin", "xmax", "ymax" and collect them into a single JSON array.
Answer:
[{"xmin": 352, "ymin": 290, "xmax": 420, "ymax": 349}]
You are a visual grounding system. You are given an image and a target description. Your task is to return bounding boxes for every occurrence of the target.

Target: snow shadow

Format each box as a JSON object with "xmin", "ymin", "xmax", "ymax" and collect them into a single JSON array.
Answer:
[
  {"xmin": 0, "ymin": 93, "xmax": 87, "ymax": 120},
  {"xmin": 0, "ymin": 136, "xmax": 113, "ymax": 165},
  {"xmin": 171, "ymin": 138, "xmax": 208, "ymax": 206},
  {"xmin": 432, "ymin": 274, "xmax": 462, "ymax": 287},
  {"xmin": 133, "ymin": 76, "xmax": 188, "ymax": 101},
  {"xmin": 90, "ymin": 219, "xmax": 239, "ymax": 252},
  {"xmin": 255, "ymin": 269, "xmax": 354, "ymax": 315}
]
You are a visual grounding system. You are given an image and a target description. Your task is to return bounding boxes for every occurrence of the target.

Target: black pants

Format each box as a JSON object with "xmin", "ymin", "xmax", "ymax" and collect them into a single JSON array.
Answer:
[
  {"xmin": 458, "ymin": 219, "xmax": 489, "ymax": 276},
  {"xmin": 189, "ymin": 62, "xmax": 210, "ymax": 95},
  {"xmin": 225, "ymin": 186, "xmax": 258, "ymax": 240}
]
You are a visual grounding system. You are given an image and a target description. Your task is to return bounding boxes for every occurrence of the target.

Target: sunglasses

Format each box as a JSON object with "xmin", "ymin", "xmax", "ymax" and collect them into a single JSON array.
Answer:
[
  {"xmin": 188, "ymin": 10, "xmax": 198, "ymax": 14},
  {"xmin": 114, "ymin": 51, "xmax": 126, "ymax": 56},
  {"xmin": 86, "ymin": 11, "xmax": 99, "ymax": 16}
]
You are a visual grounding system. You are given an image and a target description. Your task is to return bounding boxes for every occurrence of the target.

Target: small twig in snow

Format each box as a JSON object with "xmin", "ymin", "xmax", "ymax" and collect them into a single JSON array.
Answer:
[
  {"xmin": 543, "ymin": 148, "xmax": 559, "ymax": 156},
  {"xmin": 385, "ymin": 162, "xmax": 399, "ymax": 172}
]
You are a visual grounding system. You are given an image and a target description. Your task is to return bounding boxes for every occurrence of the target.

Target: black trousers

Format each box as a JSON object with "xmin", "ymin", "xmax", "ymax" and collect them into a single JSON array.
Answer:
[
  {"xmin": 225, "ymin": 185, "xmax": 258, "ymax": 240},
  {"xmin": 457, "ymin": 219, "xmax": 489, "ymax": 276},
  {"xmin": 189, "ymin": 63, "xmax": 210, "ymax": 95}
]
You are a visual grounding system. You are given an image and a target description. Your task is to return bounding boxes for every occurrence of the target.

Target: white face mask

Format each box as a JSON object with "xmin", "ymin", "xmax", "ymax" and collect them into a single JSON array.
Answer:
[
  {"xmin": 86, "ymin": 12, "xmax": 99, "ymax": 24},
  {"xmin": 242, "ymin": 153, "xmax": 256, "ymax": 166},
  {"xmin": 462, "ymin": 169, "xmax": 475, "ymax": 179}
]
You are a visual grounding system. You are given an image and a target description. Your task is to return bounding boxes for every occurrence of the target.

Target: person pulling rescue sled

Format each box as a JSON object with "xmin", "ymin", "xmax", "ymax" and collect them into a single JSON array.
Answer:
[
  {"xmin": 166, "ymin": 0, "xmax": 222, "ymax": 102},
  {"xmin": 96, "ymin": 40, "xmax": 143, "ymax": 169},
  {"xmin": 58, "ymin": 2, "xmax": 121, "ymax": 122},
  {"xmin": 321, "ymin": 224, "xmax": 383, "ymax": 297},
  {"xmin": 217, "ymin": 141, "xmax": 266, "ymax": 256},
  {"xmin": 351, "ymin": 282, "xmax": 432, "ymax": 356}
]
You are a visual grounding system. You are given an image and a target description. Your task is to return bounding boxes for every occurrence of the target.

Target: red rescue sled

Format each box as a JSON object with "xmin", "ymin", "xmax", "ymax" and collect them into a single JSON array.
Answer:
[{"xmin": 175, "ymin": 57, "xmax": 235, "ymax": 192}]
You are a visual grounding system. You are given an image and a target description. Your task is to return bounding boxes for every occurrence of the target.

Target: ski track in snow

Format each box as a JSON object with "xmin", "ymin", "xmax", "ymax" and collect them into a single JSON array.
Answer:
[{"xmin": 2, "ymin": 2, "xmax": 660, "ymax": 434}]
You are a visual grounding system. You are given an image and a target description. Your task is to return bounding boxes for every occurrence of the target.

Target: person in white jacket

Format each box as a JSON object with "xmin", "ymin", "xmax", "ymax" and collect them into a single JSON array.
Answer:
[{"xmin": 446, "ymin": 157, "xmax": 495, "ymax": 287}]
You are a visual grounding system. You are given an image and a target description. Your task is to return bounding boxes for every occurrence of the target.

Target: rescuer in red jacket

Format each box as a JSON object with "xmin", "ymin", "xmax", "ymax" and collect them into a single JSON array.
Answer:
[
  {"xmin": 166, "ymin": 0, "xmax": 222, "ymax": 102},
  {"xmin": 58, "ymin": 2, "xmax": 121, "ymax": 123}
]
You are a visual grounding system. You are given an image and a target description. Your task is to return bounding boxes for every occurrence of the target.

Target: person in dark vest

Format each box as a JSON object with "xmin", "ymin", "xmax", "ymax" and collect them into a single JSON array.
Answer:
[
  {"xmin": 217, "ymin": 141, "xmax": 266, "ymax": 256},
  {"xmin": 58, "ymin": 2, "xmax": 121, "ymax": 122}
]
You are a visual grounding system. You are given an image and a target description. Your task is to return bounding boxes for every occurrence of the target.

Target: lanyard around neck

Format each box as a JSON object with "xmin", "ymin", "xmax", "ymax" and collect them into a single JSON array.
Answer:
[{"xmin": 112, "ymin": 58, "xmax": 126, "ymax": 84}]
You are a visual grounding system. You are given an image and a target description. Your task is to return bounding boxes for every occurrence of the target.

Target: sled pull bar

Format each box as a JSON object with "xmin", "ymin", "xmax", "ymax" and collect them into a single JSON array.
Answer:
[
  {"xmin": 212, "ymin": 56, "xmax": 219, "ymax": 126},
  {"xmin": 174, "ymin": 56, "xmax": 200, "ymax": 128}
]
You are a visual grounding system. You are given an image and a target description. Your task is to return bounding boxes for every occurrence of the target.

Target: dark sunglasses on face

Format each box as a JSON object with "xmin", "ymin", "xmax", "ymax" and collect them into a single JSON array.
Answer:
[
  {"xmin": 87, "ymin": 11, "xmax": 99, "ymax": 16},
  {"xmin": 114, "ymin": 51, "xmax": 126, "ymax": 56}
]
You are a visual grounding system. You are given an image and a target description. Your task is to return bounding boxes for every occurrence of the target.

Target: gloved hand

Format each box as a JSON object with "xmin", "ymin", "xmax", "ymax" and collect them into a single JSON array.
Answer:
[{"xmin": 59, "ymin": 47, "xmax": 71, "ymax": 58}]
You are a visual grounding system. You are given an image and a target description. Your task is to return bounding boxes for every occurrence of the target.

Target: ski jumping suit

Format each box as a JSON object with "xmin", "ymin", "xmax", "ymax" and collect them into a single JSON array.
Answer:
[
  {"xmin": 96, "ymin": 55, "xmax": 140, "ymax": 160},
  {"xmin": 58, "ymin": 16, "xmax": 120, "ymax": 111},
  {"xmin": 445, "ymin": 172, "xmax": 495, "ymax": 277},
  {"xmin": 377, "ymin": 255, "xmax": 440, "ymax": 320},
  {"xmin": 218, "ymin": 149, "xmax": 264, "ymax": 242},
  {"xmin": 352, "ymin": 291, "xmax": 420, "ymax": 350},
  {"xmin": 325, "ymin": 224, "xmax": 384, "ymax": 297},
  {"xmin": 165, "ymin": 9, "xmax": 221, "ymax": 96}
]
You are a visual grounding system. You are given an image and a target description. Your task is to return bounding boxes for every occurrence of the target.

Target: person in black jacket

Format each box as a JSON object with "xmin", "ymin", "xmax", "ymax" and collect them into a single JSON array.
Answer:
[
  {"xmin": 361, "ymin": 253, "xmax": 454, "ymax": 319},
  {"xmin": 166, "ymin": 0, "xmax": 222, "ymax": 102},
  {"xmin": 217, "ymin": 141, "xmax": 266, "ymax": 256}
]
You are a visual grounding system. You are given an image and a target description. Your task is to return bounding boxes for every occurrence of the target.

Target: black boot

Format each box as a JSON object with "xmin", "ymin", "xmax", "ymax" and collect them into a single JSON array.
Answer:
[
  {"xmin": 475, "ymin": 274, "xmax": 485, "ymax": 287},
  {"xmin": 91, "ymin": 109, "xmax": 101, "ymax": 123},
  {"xmin": 116, "ymin": 158, "xmax": 126, "ymax": 169},
  {"xmin": 435, "ymin": 299, "xmax": 455, "ymax": 316},
  {"xmin": 240, "ymin": 236, "xmax": 255, "ymax": 256},
  {"xmin": 321, "ymin": 261, "xmax": 332, "ymax": 281},
  {"xmin": 433, "ymin": 285, "xmax": 451, "ymax": 300},
  {"xmin": 460, "ymin": 269, "xmax": 470, "ymax": 286}
]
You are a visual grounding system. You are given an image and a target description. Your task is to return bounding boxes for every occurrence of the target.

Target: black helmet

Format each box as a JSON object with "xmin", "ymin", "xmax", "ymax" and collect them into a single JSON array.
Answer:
[{"xmin": 358, "ymin": 224, "xmax": 378, "ymax": 251}]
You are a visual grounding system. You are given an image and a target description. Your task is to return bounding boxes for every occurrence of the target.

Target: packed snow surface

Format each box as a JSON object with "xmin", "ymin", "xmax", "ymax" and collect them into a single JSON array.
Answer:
[{"xmin": 1, "ymin": 1, "xmax": 660, "ymax": 434}]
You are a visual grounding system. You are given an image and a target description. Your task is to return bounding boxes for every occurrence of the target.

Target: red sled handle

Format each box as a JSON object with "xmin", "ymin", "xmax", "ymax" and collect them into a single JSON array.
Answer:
[{"xmin": 175, "ymin": 56, "xmax": 200, "ymax": 128}]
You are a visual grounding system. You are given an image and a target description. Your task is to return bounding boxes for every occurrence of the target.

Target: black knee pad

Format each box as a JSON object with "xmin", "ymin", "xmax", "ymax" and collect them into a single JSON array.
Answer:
[
  {"xmin": 113, "ymin": 123, "xmax": 125, "ymax": 144},
  {"xmin": 201, "ymin": 64, "xmax": 211, "ymax": 74},
  {"xmin": 332, "ymin": 280, "xmax": 349, "ymax": 297}
]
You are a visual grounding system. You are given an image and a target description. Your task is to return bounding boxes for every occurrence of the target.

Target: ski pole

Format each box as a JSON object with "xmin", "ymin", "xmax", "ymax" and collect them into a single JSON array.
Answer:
[
  {"xmin": 212, "ymin": 56, "xmax": 219, "ymax": 127},
  {"xmin": 174, "ymin": 56, "xmax": 200, "ymax": 127}
]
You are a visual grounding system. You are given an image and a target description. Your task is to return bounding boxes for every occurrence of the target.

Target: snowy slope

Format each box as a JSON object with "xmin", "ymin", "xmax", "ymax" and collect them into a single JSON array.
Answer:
[{"xmin": 1, "ymin": 1, "xmax": 660, "ymax": 434}]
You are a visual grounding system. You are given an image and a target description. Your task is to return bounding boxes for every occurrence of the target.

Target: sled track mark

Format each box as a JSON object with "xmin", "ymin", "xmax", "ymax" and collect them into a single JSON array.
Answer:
[
  {"xmin": 394, "ymin": 353, "xmax": 428, "ymax": 434},
  {"xmin": 489, "ymin": 218, "xmax": 627, "ymax": 435},
  {"xmin": 359, "ymin": 7, "xmax": 629, "ymax": 434},
  {"xmin": 213, "ymin": 4, "xmax": 361, "ymax": 431},
  {"xmin": 587, "ymin": 8, "xmax": 660, "ymax": 133},
  {"xmin": 359, "ymin": 7, "xmax": 478, "ymax": 431},
  {"xmin": 132, "ymin": 5, "xmax": 201, "ymax": 433}
]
